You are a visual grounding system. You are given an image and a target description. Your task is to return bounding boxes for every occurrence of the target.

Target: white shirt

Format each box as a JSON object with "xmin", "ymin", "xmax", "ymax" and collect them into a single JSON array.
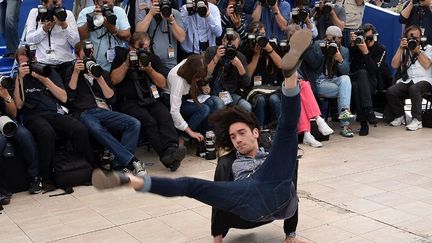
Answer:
[
  {"xmin": 168, "ymin": 59, "xmax": 191, "ymax": 131},
  {"xmin": 336, "ymin": 0, "xmax": 364, "ymax": 29},
  {"xmin": 397, "ymin": 45, "xmax": 432, "ymax": 85},
  {"xmin": 25, "ymin": 8, "xmax": 79, "ymax": 65}
]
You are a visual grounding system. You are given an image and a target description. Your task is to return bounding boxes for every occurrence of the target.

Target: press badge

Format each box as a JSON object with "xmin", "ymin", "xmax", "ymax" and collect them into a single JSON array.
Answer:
[
  {"xmin": 167, "ymin": 46, "xmax": 175, "ymax": 59},
  {"xmin": 95, "ymin": 97, "xmax": 110, "ymax": 110},
  {"xmin": 219, "ymin": 91, "xmax": 233, "ymax": 105},
  {"xmin": 150, "ymin": 85, "xmax": 160, "ymax": 99},
  {"xmin": 254, "ymin": 75, "xmax": 262, "ymax": 86},
  {"xmin": 106, "ymin": 48, "xmax": 116, "ymax": 63},
  {"xmin": 46, "ymin": 49, "xmax": 56, "ymax": 62}
]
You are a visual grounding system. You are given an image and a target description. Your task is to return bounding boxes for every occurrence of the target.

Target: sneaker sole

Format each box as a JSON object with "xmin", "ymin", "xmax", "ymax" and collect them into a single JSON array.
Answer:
[
  {"xmin": 281, "ymin": 29, "xmax": 312, "ymax": 78},
  {"xmin": 92, "ymin": 169, "xmax": 121, "ymax": 190}
]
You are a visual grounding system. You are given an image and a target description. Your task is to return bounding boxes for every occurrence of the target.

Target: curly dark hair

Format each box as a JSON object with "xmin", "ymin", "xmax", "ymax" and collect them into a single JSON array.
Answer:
[{"xmin": 209, "ymin": 106, "xmax": 260, "ymax": 151}]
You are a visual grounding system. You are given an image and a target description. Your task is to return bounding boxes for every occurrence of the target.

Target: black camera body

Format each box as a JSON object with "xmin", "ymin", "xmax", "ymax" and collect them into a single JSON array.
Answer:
[
  {"xmin": 259, "ymin": 0, "xmax": 277, "ymax": 7},
  {"xmin": 320, "ymin": 40, "xmax": 338, "ymax": 56},
  {"xmin": 37, "ymin": 1, "xmax": 67, "ymax": 23},
  {"xmin": 24, "ymin": 43, "xmax": 52, "ymax": 77},
  {"xmin": 129, "ymin": 47, "xmax": 151, "ymax": 69},
  {"xmin": 292, "ymin": 6, "xmax": 309, "ymax": 24},
  {"xmin": 82, "ymin": 41, "xmax": 103, "ymax": 78},
  {"xmin": 234, "ymin": 0, "xmax": 243, "ymax": 15},
  {"xmin": 224, "ymin": 29, "xmax": 237, "ymax": 60},
  {"xmin": 247, "ymin": 33, "xmax": 268, "ymax": 48},
  {"xmin": 101, "ymin": 3, "xmax": 117, "ymax": 26},
  {"xmin": 315, "ymin": 0, "xmax": 334, "ymax": 16},
  {"xmin": 159, "ymin": 0, "xmax": 172, "ymax": 18},
  {"xmin": 407, "ymin": 35, "xmax": 419, "ymax": 50},
  {"xmin": 186, "ymin": 0, "xmax": 208, "ymax": 17},
  {"xmin": 354, "ymin": 30, "xmax": 365, "ymax": 44}
]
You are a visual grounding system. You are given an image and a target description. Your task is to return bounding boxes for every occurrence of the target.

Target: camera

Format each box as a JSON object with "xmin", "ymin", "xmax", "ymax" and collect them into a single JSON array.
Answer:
[
  {"xmin": 205, "ymin": 131, "xmax": 216, "ymax": 160},
  {"xmin": 158, "ymin": 0, "xmax": 172, "ymax": 18},
  {"xmin": 247, "ymin": 32, "xmax": 268, "ymax": 48},
  {"xmin": 315, "ymin": 0, "xmax": 334, "ymax": 16},
  {"xmin": 101, "ymin": 1, "xmax": 117, "ymax": 26},
  {"xmin": 0, "ymin": 76, "xmax": 12, "ymax": 89},
  {"xmin": 321, "ymin": 40, "xmax": 338, "ymax": 56},
  {"xmin": 185, "ymin": 0, "xmax": 208, "ymax": 17},
  {"xmin": 407, "ymin": 35, "xmax": 419, "ymax": 50},
  {"xmin": 292, "ymin": 6, "xmax": 309, "ymax": 24},
  {"xmin": 37, "ymin": 0, "xmax": 67, "ymax": 23},
  {"xmin": 0, "ymin": 116, "xmax": 18, "ymax": 138},
  {"xmin": 354, "ymin": 30, "xmax": 364, "ymax": 44},
  {"xmin": 224, "ymin": 28, "xmax": 237, "ymax": 60},
  {"xmin": 279, "ymin": 39, "xmax": 289, "ymax": 55},
  {"xmin": 259, "ymin": 0, "xmax": 277, "ymax": 7},
  {"xmin": 24, "ymin": 43, "xmax": 52, "ymax": 77},
  {"xmin": 234, "ymin": 0, "xmax": 243, "ymax": 15},
  {"xmin": 130, "ymin": 44, "xmax": 151, "ymax": 68},
  {"xmin": 81, "ymin": 41, "xmax": 103, "ymax": 77}
]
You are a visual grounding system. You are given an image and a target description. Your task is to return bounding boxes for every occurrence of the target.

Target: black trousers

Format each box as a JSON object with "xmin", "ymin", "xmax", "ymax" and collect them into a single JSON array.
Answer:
[
  {"xmin": 386, "ymin": 81, "xmax": 432, "ymax": 121},
  {"xmin": 350, "ymin": 69, "xmax": 377, "ymax": 122},
  {"xmin": 23, "ymin": 114, "xmax": 94, "ymax": 181},
  {"xmin": 117, "ymin": 100, "xmax": 179, "ymax": 157}
]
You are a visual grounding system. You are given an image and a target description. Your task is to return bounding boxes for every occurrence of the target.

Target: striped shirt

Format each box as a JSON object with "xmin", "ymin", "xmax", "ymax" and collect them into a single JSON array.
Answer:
[{"xmin": 221, "ymin": 12, "xmax": 248, "ymax": 42}]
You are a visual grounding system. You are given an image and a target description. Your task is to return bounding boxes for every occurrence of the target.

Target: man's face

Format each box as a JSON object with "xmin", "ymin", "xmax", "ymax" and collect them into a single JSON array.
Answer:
[
  {"xmin": 364, "ymin": 29, "xmax": 375, "ymax": 48},
  {"xmin": 222, "ymin": 37, "xmax": 240, "ymax": 48},
  {"xmin": 132, "ymin": 39, "xmax": 151, "ymax": 50},
  {"xmin": 229, "ymin": 122, "xmax": 259, "ymax": 156},
  {"xmin": 326, "ymin": 35, "xmax": 341, "ymax": 45},
  {"xmin": 407, "ymin": 29, "xmax": 421, "ymax": 39},
  {"xmin": 94, "ymin": 0, "xmax": 114, "ymax": 7}
]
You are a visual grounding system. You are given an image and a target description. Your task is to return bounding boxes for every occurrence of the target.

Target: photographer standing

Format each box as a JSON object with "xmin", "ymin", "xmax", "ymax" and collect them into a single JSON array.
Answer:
[
  {"xmin": 77, "ymin": 0, "xmax": 131, "ymax": 71},
  {"xmin": 180, "ymin": 0, "xmax": 222, "ymax": 55},
  {"xmin": 337, "ymin": 0, "xmax": 364, "ymax": 47},
  {"xmin": 387, "ymin": 25, "xmax": 432, "ymax": 131},
  {"xmin": 0, "ymin": 75, "xmax": 43, "ymax": 194},
  {"xmin": 310, "ymin": 0, "xmax": 345, "ymax": 40},
  {"xmin": 349, "ymin": 23, "xmax": 388, "ymax": 136},
  {"xmin": 25, "ymin": 0, "xmax": 79, "ymax": 82},
  {"xmin": 399, "ymin": 0, "xmax": 432, "ymax": 45},
  {"xmin": 135, "ymin": 0, "xmax": 186, "ymax": 74},
  {"xmin": 252, "ymin": 0, "xmax": 290, "ymax": 40},
  {"xmin": 13, "ymin": 46, "xmax": 95, "ymax": 187},
  {"xmin": 220, "ymin": 0, "xmax": 248, "ymax": 42},
  {"xmin": 111, "ymin": 32, "xmax": 187, "ymax": 172},
  {"xmin": 205, "ymin": 30, "xmax": 252, "ymax": 112}
]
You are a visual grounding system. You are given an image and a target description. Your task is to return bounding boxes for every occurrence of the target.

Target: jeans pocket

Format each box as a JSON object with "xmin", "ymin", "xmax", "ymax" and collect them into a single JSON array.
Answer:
[{"xmin": 272, "ymin": 180, "xmax": 293, "ymax": 207}]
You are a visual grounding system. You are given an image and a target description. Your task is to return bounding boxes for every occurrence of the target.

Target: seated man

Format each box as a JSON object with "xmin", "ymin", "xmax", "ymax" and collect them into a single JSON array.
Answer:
[
  {"xmin": 387, "ymin": 25, "xmax": 432, "ymax": 131},
  {"xmin": 0, "ymin": 76, "xmax": 42, "ymax": 194},
  {"xmin": 91, "ymin": 29, "xmax": 312, "ymax": 239},
  {"xmin": 205, "ymin": 30, "xmax": 252, "ymax": 112},
  {"xmin": 110, "ymin": 32, "xmax": 187, "ymax": 171},
  {"xmin": 301, "ymin": 26, "xmax": 355, "ymax": 137},
  {"xmin": 65, "ymin": 41, "xmax": 146, "ymax": 176},
  {"xmin": 14, "ymin": 46, "xmax": 95, "ymax": 187},
  {"xmin": 349, "ymin": 23, "xmax": 389, "ymax": 136}
]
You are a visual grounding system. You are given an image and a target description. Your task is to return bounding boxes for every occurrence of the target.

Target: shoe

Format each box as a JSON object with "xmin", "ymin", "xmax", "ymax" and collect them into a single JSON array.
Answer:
[
  {"xmin": 160, "ymin": 145, "xmax": 187, "ymax": 168},
  {"xmin": 406, "ymin": 118, "xmax": 422, "ymax": 131},
  {"xmin": 340, "ymin": 126, "xmax": 354, "ymax": 137},
  {"xmin": 390, "ymin": 115, "xmax": 404, "ymax": 126},
  {"xmin": 316, "ymin": 118, "xmax": 334, "ymax": 136},
  {"xmin": 92, "ymin": 169, "xmax": 131, "ymax": 190},
  {"xmin": 0, "ymin": 187, "xmax": 12, "ymax": 198},
  {"xmin": 281, "ymin": 29, "xmax": 312, "ymax": 77},
  {"xmin": 359, "ymin": 122, "xmax": 369, "ymax": 136},
  {"xmin": 29, "ymin": 177, "xmax": 42, "ymax": 194},
  {"xmin": 132, "ymin": 161, "xmax": 147, "ymax": 177},
  {"xmin": 338, "ymin": 110, "xmax": 355, "ymax": 121},
  {"xmin": 169, "ymin": 160, "xmax": 181, "ymax": 172},
  {"xmin": 367, "ymin": 111, "xmax": 379, "ymax": 125},
  {"xmin": 303, "ymin": 133, "xmax": 322, "ymax": 148},
  {"xmin": 0, "ymin": 193, "xmax": 10, "ymax": 205}
]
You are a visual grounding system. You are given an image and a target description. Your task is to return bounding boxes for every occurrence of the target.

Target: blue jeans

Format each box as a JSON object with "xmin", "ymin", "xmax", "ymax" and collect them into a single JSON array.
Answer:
[
  {"xmin": 0, "ymin": 124, "xmax": 40, "ymax": 178},
  {"xmin": 316, "ymin": 75, "xmax": 352, "ymax": 126},
  {"xmin": 231, "ymin": 93, "xmax": 252, "ymax": 112},
  {"xmin": 80, "ymin": 108, "xmax": 141, "ymax": 168},
  {"xmin": 139, "ymin": 87, "xmax": 300, "ymax": 222},
  {"xmin": 204, "ymin": 95, "xmax": 225, "ymax": 112},
  {"xmin": 180, "ymin": 101, "xmax": 210, "ymax": 132},
  {"xmin": 254, "ymin": 94, "xmax": 281, "ymax": 127},
  {"xmin": 0, "ymin": 0, "xmax": 21, "ymax": 54}
]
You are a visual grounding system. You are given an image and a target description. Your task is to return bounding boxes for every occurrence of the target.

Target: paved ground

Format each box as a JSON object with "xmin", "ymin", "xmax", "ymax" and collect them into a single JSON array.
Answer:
[{"xmin": 1, "ymin": 122, "xmax": 432, "ymax": 243}]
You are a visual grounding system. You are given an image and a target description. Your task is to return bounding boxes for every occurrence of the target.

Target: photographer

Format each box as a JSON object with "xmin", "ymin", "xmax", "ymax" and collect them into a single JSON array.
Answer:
[
  {"xmin": 349, "ymin": 23, "xmax": 389, "ymax": 136},
  {"xmin": 168, "ymin": 54, "xmax": 211, "ymax": 142},
  {"xmin": 387, "ymin": 25, "xmax": 432, "ymax": 131},
  {"xmin": 290, "ymin": 6, "xmax": 318, "ymax": 39},
  {"xmin": 65, "ymin": 41, "xmax": 145, "ymax": 176},
  {"xmin": 13, "ymin": 47, "xmax": 95, "ymax": 187},
  {"xmin": 180, "ymin": 0, "xmax": 222, "ymax": 55},
  {"xmin": 135, "ymin": 0, "xmax": 186, "ymax": 74},
  {"xmin": 310, "ymin": 0, "xmax": 345, "ymax": 40},
  {"xmin": 241, "ymin": 21, "xmax": 282, "ymax": 128},
  {"xmin": 400, "ymin": 0, "xmax": 432, "ymax": 45},
  {"xmin": 252, "ymin": 0, "xmax": 290, "ymax": 40},
  {"xmin": 77, "ymin": 0, "xmax": 131, "ymax": 71},
  {"xmin": 25, "ymin": 0, "xmax": 79, "ymax": 82},
  {"xmin": 0, "ymin": 75, "xmax": 43, "ymax": 194},
  {"xmin": 205, "ymin": 30, "xmax": 252, "ymax": 112},
  {"xmin": 111, "ymin": 32, "xmax": 187, "ymax": 172},
  {"xmin": 302, "ymin": 26, "xmax": 354, "ymax": 137},
  {"xmin": 220, "ymin": 0, "xmax": 248, "ymax": 42}
]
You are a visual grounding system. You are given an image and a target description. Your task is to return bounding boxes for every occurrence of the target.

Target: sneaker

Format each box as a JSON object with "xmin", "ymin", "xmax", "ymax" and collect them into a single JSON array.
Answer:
[
  {"xmin": 406, "ymin": 118, "xmax": 422, "ymax": 131},
  {"xmin": 340, "ymin": 126, "xmax": 354, "ymax": 137},
  {"xmin": 303, "ymin": 133, "xmax": 322, "ymax": 148},
  {"xmin": 316, "ymin": 118, "xmax": 334, "ymax": 136},
  {"xmin": 92, "ymin": 169, "xmax": 131, "ymax": 190},
  {"xmin": 0, "ymin": 187, "xmax": 12, "ymax": 198},
  {"xmin": 29, "ymin": 177, "xmax": 42, "ymax": 194},
  {"xmin": 132, "ymin": 161, "xmax": 147, "ymax": 177},
  {"xmin": 390, "ymin": 115, "xmax": 404, "ymax": 126},
  {"xmin": 0, "ymin": 193, "xmax": 10, "ymax": 205},
  {"xmin": 338, "ymin": 110, "xmax": 355, "ymax": 121},
  {"xmin": 281, "ymin": 29, "xmax": 312, "ymax": 77}
]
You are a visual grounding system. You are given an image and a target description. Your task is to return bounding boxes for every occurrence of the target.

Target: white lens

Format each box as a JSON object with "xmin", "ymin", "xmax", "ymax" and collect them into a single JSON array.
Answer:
[{"xmin": 93, "ymin": 14, "xmax": 104, "ymax": 27}]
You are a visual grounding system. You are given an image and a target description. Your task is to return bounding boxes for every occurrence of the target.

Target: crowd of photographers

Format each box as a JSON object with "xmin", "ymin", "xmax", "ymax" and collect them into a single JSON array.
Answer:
[{"xmin": 0, "ymin": 0, "xmax": 432, "ymax": 227}]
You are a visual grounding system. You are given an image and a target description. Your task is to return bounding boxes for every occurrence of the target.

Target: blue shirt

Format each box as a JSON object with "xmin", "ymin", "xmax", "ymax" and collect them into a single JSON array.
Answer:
[
  {"xmin": 253, "ymin": 0, "xmax": 291, "ymax": 40},
  {"xmin": 77, "ymin": 6, "xmax": 131, "ymax": 71},
  {"xmin": 180, "ymin": 2, "xmax": 222, "ymax": 53}
]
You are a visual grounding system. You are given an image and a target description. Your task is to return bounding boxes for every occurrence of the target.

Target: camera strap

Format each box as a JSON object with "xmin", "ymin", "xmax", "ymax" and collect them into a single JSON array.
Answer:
[{"xmin": 83, "ymin": 74, "xmax": 111, "ymax": 110}]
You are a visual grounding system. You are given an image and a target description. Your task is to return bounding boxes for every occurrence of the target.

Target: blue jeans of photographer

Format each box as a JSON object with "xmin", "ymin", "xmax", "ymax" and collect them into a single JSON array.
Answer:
[{"xmin": 254, "ymin": 93, "xmax": 281, "ymax": 127}]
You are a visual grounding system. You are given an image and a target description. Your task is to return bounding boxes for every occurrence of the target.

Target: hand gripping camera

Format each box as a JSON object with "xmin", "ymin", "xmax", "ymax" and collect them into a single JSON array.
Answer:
[
  {"xmin": 292, "ymin": 6, "xmax": 309, "ymax": 24},
  {"xmin": 186, "ymin": 0, "xmax": 208, "ymax": 17},
  {"xmin": 37, "ymin": 0, "xmax": 67, "ymax": 23},
  {"xmin": 319, "ymin": 39, "xmax": 338, "ymax": 56},
  {"xmin": 82, "ymin": 41, "xmax": 103, "ymax": 78},
  {"xmin": 129, "ymin": 44, "xmax": 152, "ymax": 69},
  {"xmin": 87, "ymin": 1, "xmax": 117, "ymax": 31},
  {"xmin": 25, "ymin": 43, "xmax": 52, "ymax": 77}
]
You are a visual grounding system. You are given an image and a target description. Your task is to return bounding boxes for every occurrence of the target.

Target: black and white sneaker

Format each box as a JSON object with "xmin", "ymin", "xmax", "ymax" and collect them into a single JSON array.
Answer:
[{"xmin": 29, "ymin": 177, "xmax": 42, "ymax": 194}]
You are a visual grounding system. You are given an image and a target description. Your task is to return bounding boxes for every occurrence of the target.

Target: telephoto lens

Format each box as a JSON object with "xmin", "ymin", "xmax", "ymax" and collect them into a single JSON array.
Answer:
[
  {"xmin": 160, "ymin": 0, "xmax": 172, "ymax": 17},
  {"xmin": 0, "ymin": 76, "xmax": 12, "ymax": 89},
  {"xmin": 407, "ymin": 37, "xmax": 418, "ymax": 50},
  {"xmin": 196, "ymin": 140, "xmax": 206, "ymax": 158},
  {"xmin": 0, "ymin": 116, "xmax": 18, "ymax": 138},
  {"xmin": 256, "ymin": 34, "xmax": 268, "ymax": 48},
  {"xmin": 138, "ymin": 49, "xmax": 151, "ymax": 67},
  {"xmin": 84, "ymin": 58, "xmax": 103, "ymax": 78},
  {"xmin": 205, "ymin": 131, "xmax": 216, "ymax": 160}
]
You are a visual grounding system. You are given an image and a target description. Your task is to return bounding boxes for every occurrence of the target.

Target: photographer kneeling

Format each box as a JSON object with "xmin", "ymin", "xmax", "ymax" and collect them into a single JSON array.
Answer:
[
  {"xmin": 387, "ymin": 25, "xmax": 432, "ymax": 131},
  {"xmin": 0, "ymin": 75, "xmax": 43, "ymax": 194},
  {"xmin": 111, "ymin": 32, "xmax": 187, "ymax": 172},
  {"xmin": 349, "ymin": 23, "xmax": 388, "ymax": 136}
]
